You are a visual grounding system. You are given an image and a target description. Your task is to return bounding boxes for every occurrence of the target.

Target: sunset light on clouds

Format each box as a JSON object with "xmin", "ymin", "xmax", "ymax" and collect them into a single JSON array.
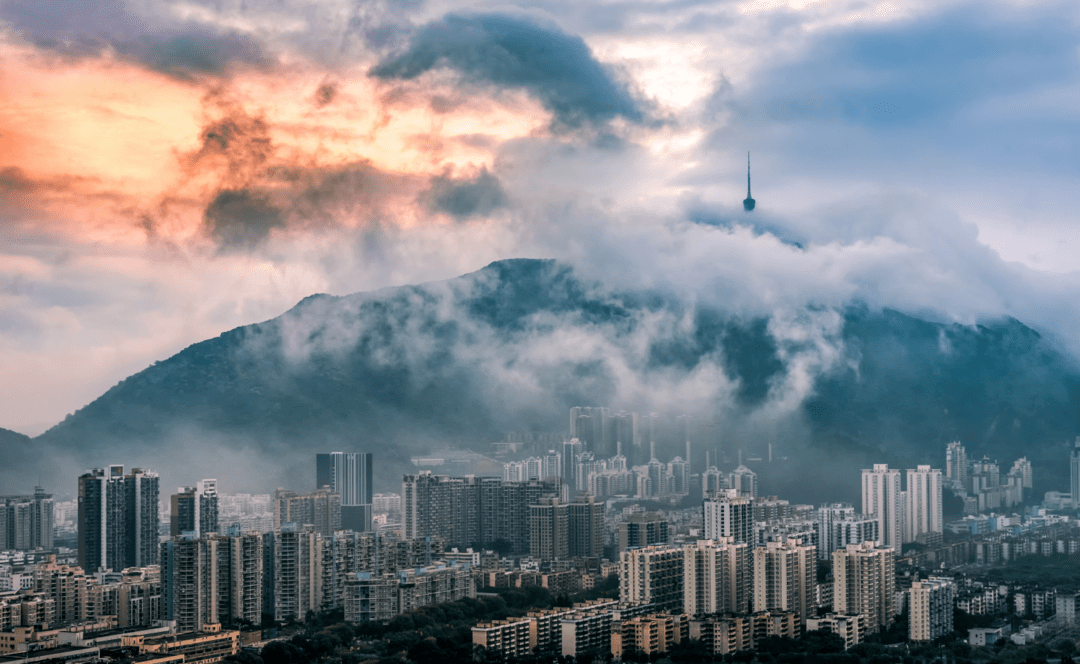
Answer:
[{"xmin": 3, "ymin": 0, "xmax": 1080, "ymax": 438}]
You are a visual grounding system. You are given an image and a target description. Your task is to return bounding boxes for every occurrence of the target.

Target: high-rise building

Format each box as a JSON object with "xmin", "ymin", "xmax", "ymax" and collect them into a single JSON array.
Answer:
[
  {"xmin": 676, "ymin": 415, "xmax": 692, "ymax": 471},
  {"xmin": 78, "ymin": 466, "xmax": 159, "ymax": 573},
  {"xmin": 402, "ymin": 473, "xmax": 558, "ymax": 554},
  {"xmin": 529, "ymin": 496, "xmax": 569, "ymax": 561},
  {"xmin": 619, "ymin": 545, "xmax": 684, "ymax": 611},
  {"xmin": 219, "ymin": 526, "xmax": 264, "ymax": 626},
  {"xmin": 702, "ymin": 467, "xmax": 725, "ymax": 495},
  {"xmin": 752, "ymin": 538, "xmax": 815, "ymax": 630},
  {"xmin": 567, "ymin": 495, "xmax": 604, "ymax": 558},
  {"xmin": 904, "ymin": 466, "xmax": 942, "ymax": 544},
  {"xmin": 1008, "ymin": 458, "xmax": 1033, "ymax": 494},
  {"xmin": 728, "ymin": 466, "xmax": 758, "ymax": 498},
  {"xmin": 0, "ymin": 487, "xmax": 54, "ymax": 551},
  {"xmin": 562, "ymin": 439, "xmax": 584, "ymax": 487},
  {"xmin": 570, "ymin": 407, "xmax": 615, "ymax": 457},
  {"xmin": 703, "ymin": 490, "xmax": 753, "ymax": 544},
  {"xmin": 316, "ymin": 452, "xmax": 374, "ymax": 532},
  {"xmin": 1072, "ymin": 438, "xmax": 1080, "ymax": 509},
  {"xmin": 816, "ymin": 504, "xmax": 879, "ymax": 560},
  {"xmin": 861, "ymin": 465, "xmax": 902, "ymax": 549},
  {"xmin": 639, "ymin": 413, "xmax": 660, "ymax": 466},
  {"xmin": 618, "ymin": 512, "xmax": 669, "ymax": 552},
  {"xmin": 683, "ymin": 538, "xmax": 751, "ymax": 617},
  {"xmin": 160, "ymin": 533, "xmax": 220, "ymax": 633},
  {"xmin": 833, "ymin": 542, "xmax": 895, "ymax": 633},
  {"xmin": 32, "ymin": 556, "xmax": 88, "ymax": 626},
  {"xmin": 945, "ymin": 442, "xmax": 967, "ymax": 487},
  {"xmin": 171, "ymin": 479, "xmax": 219, "ymax": 538},
  {"xmin": 274, "ymin": 487, "xmax": 341, "ymax": 536},
  {"xmin": 611, "ymin": 411, "xmax": 638, "ymax": 460},
  {"xmin": 266, "ymin": 524, "xmax": 320, "ymax": 623},
  {"xmin": 668, "ymin": 457, "xmax": 689, "ymax": 496},
  {"xmin": 908, "ymin": 577, "xmax": 954, "ymax": 642}
]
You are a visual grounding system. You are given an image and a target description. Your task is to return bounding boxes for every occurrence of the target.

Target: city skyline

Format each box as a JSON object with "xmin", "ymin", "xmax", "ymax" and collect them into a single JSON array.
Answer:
[
  {"xmin": 4, "ymin": 0, "xmax": 1080, "ymax": 659},
  {"xmin": 3, "ymin": 2, "xmax": 1080, "ymax": 508}
]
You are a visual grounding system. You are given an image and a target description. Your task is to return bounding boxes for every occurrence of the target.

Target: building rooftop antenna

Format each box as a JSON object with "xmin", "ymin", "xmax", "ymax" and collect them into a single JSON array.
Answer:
[{"xmin": 743, "ymin": 152, "xmax": 756, "ymax": 211}]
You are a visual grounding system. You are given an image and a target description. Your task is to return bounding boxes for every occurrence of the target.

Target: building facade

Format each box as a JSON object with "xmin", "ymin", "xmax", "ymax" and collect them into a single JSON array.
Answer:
[
  {"xmin": 0, "ymin": 488, "xmax": 54, "ymax": 551},
  {"xmin": 751, "ymin": 538, "xmax": 815, "ymax": 630},
  {"xmin": 904, "ymin": 466, "xmax": 942, "ymax": 544},
  {"xmin": 703, "ymin": 490, "xmax": 753, "ymax": 544},
  {"xmin": 909, "ymin": 578, "xmax": 954, "ymax": 642},
  {"xmin": 78, "ymin": 466, "xmax": 159, "ymax": 573},
  {"xmin": 833, "ymin": 542, "xmax": 895, "ymax": 633},
  {"xmin": 682, "ymin": 538, "xmax": 751, "ymax": 617},
  {"xmin": 170, "ymin": 480, "xmax": 219, "ymax": 538},
  {"xmin": 317, "ymin": 452, "xmax": 374, "ymax": 533},
  {"xmin": 619, "ymin": 545, "xmax": 684, "ymax": 611},
  {"xmin": 861, "ymin": 465, "xmax": 902, "ymax": 549}
]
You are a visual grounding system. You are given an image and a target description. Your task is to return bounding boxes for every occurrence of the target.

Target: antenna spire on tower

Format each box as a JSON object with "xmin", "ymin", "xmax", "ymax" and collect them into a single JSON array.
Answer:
[{"xmin": 743, "ymin": 152, "xmax": 756, "ymax": 211}]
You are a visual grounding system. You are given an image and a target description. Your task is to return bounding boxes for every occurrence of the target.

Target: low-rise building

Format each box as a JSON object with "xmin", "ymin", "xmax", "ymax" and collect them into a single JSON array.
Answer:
[
  {"xmin": 344, "ymin": 563, "xmax": 474, "ymax": 623},
  {"xmin": 806, "ymin": 613, "xmax": 865, "ymax": 650},
  {"xmin": 689, "ymin": 615, "xmax": 753, "ymax": 655},
  {"xmin": 125, "ymin": 624, "xmax": 239, "ymax": 664},
  {"xmin": 0, "ymin": 645, "xmax": 99, "ymax": 664},
  {"xmin": 561, "ymin": 610, "xmax": 612, "ymax": 658},
  {"xmin": 616, "ymin": 613, "xmax": 688, "ymax": 657},
  {"xmin": 968, "ymin": 625, "xmax": 1011, "ymax": 647},
  {"xmin": 472, "ymin": 618, "xmax": 530, "ymax": 659}
]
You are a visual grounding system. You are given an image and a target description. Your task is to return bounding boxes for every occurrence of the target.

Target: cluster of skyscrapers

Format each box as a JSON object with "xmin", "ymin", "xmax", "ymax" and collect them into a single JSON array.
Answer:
[
  {"xmin": 0, "ymin": 488, "xmax": 54, "ymax": 551},
  {"xmin": 503, "ymin": 447, "xmax": 691, "ymax": 500},
  {"xmin": 861, "ymin": 464, "xmax": 943, "ymax": 549},
  {"xmin": 568, "ymin": 408, "xmax": 693, "ymax": 468},
  {"xmin": 402, "ymin": 472, "xmax": 604, "ymax": 560},
  {"xmin": 945, "ymin": 441, "xmax": 1031, "ymax": 513}
]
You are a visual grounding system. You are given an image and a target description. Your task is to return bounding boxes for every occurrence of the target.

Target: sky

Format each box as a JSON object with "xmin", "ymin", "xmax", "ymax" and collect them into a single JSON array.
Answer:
[{"xmin": 2, "ymin": 0, "xmax": 1080, "ymax": 437}]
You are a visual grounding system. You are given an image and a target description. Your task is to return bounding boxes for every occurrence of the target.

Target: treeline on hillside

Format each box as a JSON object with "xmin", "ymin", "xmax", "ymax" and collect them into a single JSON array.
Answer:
[
  {"xmin": 224, "ymin": 586, "xmax": 1077, "ymax": 664},
  {"xmin": 983, "ymin": 552, "xmax": 1080, "ymax": 590}
]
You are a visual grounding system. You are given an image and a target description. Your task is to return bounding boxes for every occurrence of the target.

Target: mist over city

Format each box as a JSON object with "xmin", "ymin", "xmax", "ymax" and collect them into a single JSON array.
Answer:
[{"xmin": 3, "ymin": 1, "xmax": 1080, "ymax": 663}]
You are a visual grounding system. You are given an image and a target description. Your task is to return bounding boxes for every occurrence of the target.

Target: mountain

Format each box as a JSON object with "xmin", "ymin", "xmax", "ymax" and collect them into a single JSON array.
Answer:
[
  {"xmin": 0, "ymin": 427, "xmax": 30, "ymax": 444},
  {"xmin": 9, "ymin": 259, "xmax": 1080, "ymax": 502}
]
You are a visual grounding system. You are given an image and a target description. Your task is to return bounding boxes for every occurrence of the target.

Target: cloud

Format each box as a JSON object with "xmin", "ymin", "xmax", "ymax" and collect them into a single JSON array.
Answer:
[
  {"xmin": 202, "ymin": 189, "xmax": 285, "ymax": 251},
  {"xmin": 6, "ymin": 0, "xmax": 1080, "ymax": 502},
  {"xmin": 370, "ymin": 12, "xmax": 646, "ymax": 129},
  {"xmin": 0, "ymin": 0, "xmax": 272, "ymax": 78},
  {"xmin": 420, "ymin": 168, "xmax": 508, "ymax": 219}
]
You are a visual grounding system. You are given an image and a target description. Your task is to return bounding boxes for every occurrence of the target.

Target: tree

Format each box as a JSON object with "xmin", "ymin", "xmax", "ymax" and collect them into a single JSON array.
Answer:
[
  {"xmin": 262, "ymin": 641, "xmax": 304, "ymax": 664},
  {"xmin": 225, "ymin": 650, "xmax": 265, "ymax": 664}
]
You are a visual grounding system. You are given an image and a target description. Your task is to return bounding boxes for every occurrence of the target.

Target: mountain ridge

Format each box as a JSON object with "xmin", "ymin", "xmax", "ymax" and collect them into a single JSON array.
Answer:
[{"xmin": 7, "ymin": 259, "xmax": 1079, "ymax": 502}]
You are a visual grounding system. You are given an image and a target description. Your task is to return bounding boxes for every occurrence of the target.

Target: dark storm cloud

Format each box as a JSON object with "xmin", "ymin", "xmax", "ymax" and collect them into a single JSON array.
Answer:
[
  {"xmin": 314, "ymin": 82, "xmax": 338, "ymax": 107},
  {"xmin": 370, "ymin": 13, "xmax": 646, "ymax": 129},
  {"xmin": 0, "ymin": 0, "xmax": 271, "ymax": 77},
  {"xmin": 420, "ymin": 169, "xmax": 508, "ymax": 219},
  {"xmin": 202, "ymin": 189, "xmax": 285, "ymax": 251}
]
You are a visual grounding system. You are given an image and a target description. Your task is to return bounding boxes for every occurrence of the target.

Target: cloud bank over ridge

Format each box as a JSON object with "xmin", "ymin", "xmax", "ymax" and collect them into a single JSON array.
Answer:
[{"xmin": 2, "ymin": 0, "xmax": 1080, "ymax": 448}]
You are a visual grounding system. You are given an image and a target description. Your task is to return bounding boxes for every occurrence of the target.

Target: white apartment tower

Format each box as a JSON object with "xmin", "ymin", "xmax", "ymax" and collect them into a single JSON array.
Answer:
[
  {"xmin": 683, "ymin": 538, "xmax": 751, "ymax": 617},
  {"xmin": 1072, "ymin": 438, "xmax": 1080, "ymax": 509},
  {"xmin": 816, "ymin": 504, "xmax": 879, "ymax": 560},
  {"xmin": 945, "ymin": 442, "xmax": 967, "ymax": 487},
  {"xmin": 861, "ymin": 465, "xmax": 902, "ymax": 549},
  {"xmin": 909, "ymin": 577, "xmax": 955, "ymax": 642},
  {"xmin": 752, "ymin": 538, "xmax": 816, "ymax": 630},
  {"xmin": 703, "ymin": 489, "xmax": 754, "ymax": 544},
  {"xmin": 619, "ymin": 545, "xmax": 685, "ymax": 612},
  {"xmin": 833, "ymin": 542, "xmax": 896, "ymax": 633},
  {"xmin": 904, "ymin": 466, "xmax": 942, "ymax": 543}
]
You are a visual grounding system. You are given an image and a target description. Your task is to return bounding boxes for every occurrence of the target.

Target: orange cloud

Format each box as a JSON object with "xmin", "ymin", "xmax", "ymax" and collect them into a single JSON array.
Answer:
[{"xmin": 0, "ymin": 37, "xmax": 550, "ymax": 249}]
